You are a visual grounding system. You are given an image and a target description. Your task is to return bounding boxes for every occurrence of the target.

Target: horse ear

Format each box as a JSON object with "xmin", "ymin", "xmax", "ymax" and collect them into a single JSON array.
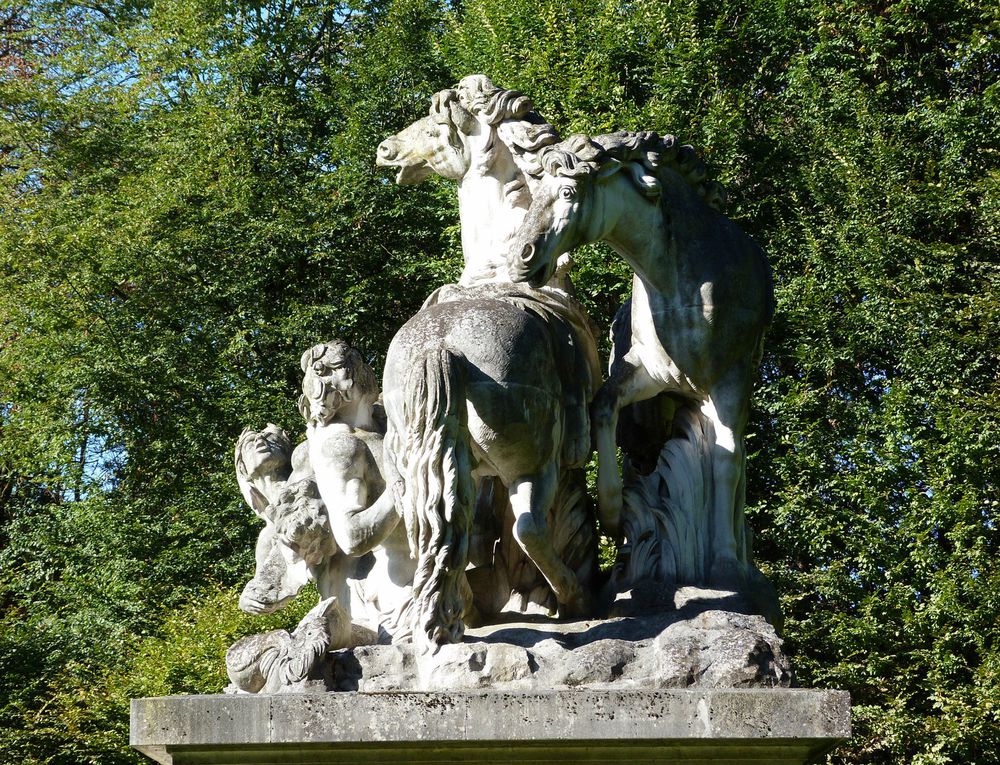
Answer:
[
  {"xmin": 431, "ymin": 89, "xmax": 458, "ymax": 124},
  {"xmin": 628, "ymin": 162, "xmax": 662, "ymax": 198},
  {"xmin": 297, "ymin": 393, "xmax": 310, "ymax": 422},
  {"xmin": 596, "ymin": 158, "xmax": 623, "ymax": 183},
  {"xmin": 448, "ymin": 100, "xmax": 477, "ymax": 134}
]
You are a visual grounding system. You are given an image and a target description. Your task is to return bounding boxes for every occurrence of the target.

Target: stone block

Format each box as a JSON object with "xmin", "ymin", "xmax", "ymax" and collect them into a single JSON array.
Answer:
[{"xmin": 131, "ymin": 689, "xmax": 850, "ymax": 764}]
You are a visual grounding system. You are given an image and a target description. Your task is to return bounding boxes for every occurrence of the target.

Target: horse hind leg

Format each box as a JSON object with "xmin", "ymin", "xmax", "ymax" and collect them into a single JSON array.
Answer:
[{"xmin": 508, "ymin": 463, "xmax": 586, "ymax": 616}]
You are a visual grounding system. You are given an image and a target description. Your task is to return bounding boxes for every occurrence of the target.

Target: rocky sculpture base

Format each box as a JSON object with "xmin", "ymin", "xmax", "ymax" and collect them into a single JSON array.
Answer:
[
  {"xmin": 132, "ymin": 688, "xmax": 849, "ymax": 765},
  {"xmin": 131, "ymin": 594, "xmax": 850, "ymax": 764},
  {"xmin": 323, "ymin": 587, "xmax": 790, "ymax": 693}
]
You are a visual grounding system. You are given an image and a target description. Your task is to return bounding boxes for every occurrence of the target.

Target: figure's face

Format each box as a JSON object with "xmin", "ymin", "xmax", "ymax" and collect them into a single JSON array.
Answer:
[
  {"xmin": 240, "ymin": 430, "xmax": 288, "ymax": 479},
  {"xmin": 509, "ymin": 174, "xmax": 587, "ymax": 287},
  {"xmin": 302, "ymin": 353, "xmax": 355, "ymax": 424}
]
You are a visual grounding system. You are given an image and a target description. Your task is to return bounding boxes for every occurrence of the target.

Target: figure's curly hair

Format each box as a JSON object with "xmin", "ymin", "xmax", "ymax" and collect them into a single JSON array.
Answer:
[
  {"xmin": 271, "ymin": 479, "xmax": 337, "ymax": 566},
  {"xmin": 298, "ymin": 340, "xmax": 379, "ymax": 421}
]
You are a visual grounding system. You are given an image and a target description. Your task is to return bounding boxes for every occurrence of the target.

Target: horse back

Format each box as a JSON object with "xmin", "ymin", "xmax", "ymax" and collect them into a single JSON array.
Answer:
[
  {"xmin": 384, "ymin": 298, "xmax": 560, "ymax": 393},
  {"xmin": 383, "ymin": 298, "xmax": 564, "ymax": 481}
]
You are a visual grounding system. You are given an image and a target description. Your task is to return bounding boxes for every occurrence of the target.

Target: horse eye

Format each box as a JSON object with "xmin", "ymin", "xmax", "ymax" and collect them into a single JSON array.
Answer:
[
  {"xmin": 559, "ymin": 186, "xmax": 575, "ymax": 200},
  {"xmin": 312, "ymin": 362, "xmax": 325, "ymax": 373}
]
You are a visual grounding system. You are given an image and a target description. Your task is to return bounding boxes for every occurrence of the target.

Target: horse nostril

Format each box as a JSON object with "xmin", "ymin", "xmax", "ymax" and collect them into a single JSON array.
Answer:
[
  {"xmin": 377, "ymin": 140, "xmax": 396, "ymax": 160},
  {"xmin": 509, "ymin": 243, "xmax": 536, "ymax": 283}
]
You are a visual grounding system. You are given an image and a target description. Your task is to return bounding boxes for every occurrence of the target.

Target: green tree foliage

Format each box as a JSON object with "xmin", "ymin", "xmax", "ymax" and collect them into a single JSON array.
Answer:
[
  {"xmin": 1, "ymin": 0, "xmax": 998, "ymax": 762},
  {"xmin": 1, "ymin": 1, "xmax": 454, "ymax": 761}
]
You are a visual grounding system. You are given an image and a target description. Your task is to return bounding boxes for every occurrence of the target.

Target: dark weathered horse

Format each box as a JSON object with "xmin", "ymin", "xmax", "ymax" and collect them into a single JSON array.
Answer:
[
  {"xmin": 509, "ymin": 132, "xmax": 774, "ymax": 587},
  {"xmin": 382, "ymin": 299, "xmax": 589, "ymax": 649}
]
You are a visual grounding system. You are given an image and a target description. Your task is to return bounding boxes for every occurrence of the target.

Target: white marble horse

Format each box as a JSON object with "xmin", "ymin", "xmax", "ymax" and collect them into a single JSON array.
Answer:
[
  {"xmin": 376, "ymin": 74, "xmax": 563, "ymax": 287},
  {"xmin": 375, "ymin": 78, "xmax": 600, "ymax": 648}
]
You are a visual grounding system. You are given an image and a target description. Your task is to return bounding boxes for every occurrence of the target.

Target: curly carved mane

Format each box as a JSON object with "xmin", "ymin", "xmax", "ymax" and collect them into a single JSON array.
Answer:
[
  {"xmin": 537, "ymin": 130, "xmax": 729, "ymax": 211},
  {"xmin": 449, "ymin": 74, "xmax": 562, "ymax": 178}
]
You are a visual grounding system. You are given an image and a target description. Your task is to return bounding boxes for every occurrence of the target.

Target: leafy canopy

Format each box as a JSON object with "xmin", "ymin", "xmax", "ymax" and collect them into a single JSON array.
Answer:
[{"xmin": 1, "ymin": 0, "xmax": 998, "ymax": 763}]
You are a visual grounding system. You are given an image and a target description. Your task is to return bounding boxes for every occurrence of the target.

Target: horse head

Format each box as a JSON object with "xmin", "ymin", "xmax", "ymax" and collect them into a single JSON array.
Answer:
[
  {"xmin": 375, "ymin": 87, "xmax": 479, "ymax": 183},
  {"xmin": 508, "ymin": 131, "xmax": 685, "ymax": 287},
  {"xmin": 378, "ymin": 77, "xmax": 566, "ymax": 286},
  {"xmin": 376, "ymin": 76, "xmax": 551, "ymax": 185},
  {"xmin": 508, "ymin": 135, "xmax": 626, "ymax": 287}
]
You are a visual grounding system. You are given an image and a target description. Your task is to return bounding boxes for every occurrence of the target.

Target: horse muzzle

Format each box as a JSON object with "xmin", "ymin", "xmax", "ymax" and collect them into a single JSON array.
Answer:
[
  {"xmin": 508, "ymin": 243, "xmax": 551, "ymax": 288},
  {"xmin": 375, "ymin": 138, "xmax": 400, "ymax": 164}
]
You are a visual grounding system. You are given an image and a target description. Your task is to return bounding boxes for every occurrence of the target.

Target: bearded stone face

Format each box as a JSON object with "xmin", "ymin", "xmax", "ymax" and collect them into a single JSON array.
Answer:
[
  {"xmin": 298, "ymin": 341, "xmax": 378, "ymax": 426},
  {"xmin": 301, "ymin": 354, "xmax": 356, "ymax": 425}
]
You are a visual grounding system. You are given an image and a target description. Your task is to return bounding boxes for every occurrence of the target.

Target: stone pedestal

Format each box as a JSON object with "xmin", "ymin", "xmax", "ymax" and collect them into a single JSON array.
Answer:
[{"xmin": 131, "ymin": 689, "xmax": 849, "ymax": 764}]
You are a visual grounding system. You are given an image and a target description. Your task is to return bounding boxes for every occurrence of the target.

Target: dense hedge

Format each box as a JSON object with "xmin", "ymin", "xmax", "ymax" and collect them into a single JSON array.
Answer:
[{"xmin": 1, "ymin": 1, "xmax": 998, "ymax": 762}]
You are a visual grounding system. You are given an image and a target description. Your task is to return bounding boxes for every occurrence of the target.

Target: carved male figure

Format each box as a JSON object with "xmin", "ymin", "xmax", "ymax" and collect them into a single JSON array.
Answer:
[
  {"xmin": 234, "ymin": 424, "xmax": 294, "ymax": 517},
  {"xmin": 298, "ymin": 340, "xmax": 415, "ymax": 640},
  {"xmin": 228, "ymin": 341, "xmax": 422, "ymax": 692}
]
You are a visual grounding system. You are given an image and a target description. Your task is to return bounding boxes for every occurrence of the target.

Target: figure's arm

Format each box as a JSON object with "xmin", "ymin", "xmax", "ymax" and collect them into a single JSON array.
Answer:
[
  {"xmin": 334, "ymin": 486, "xmax": 399, "ymax": 557},
  {"xmin": 309, "ymin": 432, "xmax": 399, "ymax": 557}
]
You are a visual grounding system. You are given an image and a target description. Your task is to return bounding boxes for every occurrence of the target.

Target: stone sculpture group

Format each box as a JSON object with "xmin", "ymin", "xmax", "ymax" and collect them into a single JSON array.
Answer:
[{"xmin": 225, "ymin": 76, "xmax": 785, "ymax": 694}]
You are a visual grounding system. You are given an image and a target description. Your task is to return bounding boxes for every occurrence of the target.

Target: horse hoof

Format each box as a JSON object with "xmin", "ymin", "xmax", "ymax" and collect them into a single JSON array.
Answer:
[
  {"xmin": 558, "ymin": 588, "xmax": 591, "ymax": 619},
  {"xmin": 708, "ymin": 556, "xmax": 749, "ymax": 591}
]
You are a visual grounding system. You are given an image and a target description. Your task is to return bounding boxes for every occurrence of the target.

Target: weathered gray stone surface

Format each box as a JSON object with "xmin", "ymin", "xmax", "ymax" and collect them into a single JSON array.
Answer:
[
  {"xmin": 228, "ymin": 77, "xmax": 784, "ymax": 660},
  {"xmin": 506, "ymin": 123, "xmax": 774, "ymax": 597},
  {"xmin": 164, "ymin": 77, "xmax": 849, "ymax": 765},
  {"xmin": 329, "ymin": 589, "xmax": 790, "ymax": 692},
  {"xmin": 132, "ymin": 688, "xmax": 849, "ymax": 764}
]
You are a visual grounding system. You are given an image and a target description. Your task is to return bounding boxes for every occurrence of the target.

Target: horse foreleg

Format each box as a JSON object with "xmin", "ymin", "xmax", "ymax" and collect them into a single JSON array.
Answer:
[
  {"xmin": 591, "ymin": 354, "xmax": 662, "ymax": 538},
  {"xmin": 701, "ymin": 376, "xmax": 751, "ymax": 589},
  {"xmin": 508, "ymin": 464, "xmax": 585, "ymax": 616}
]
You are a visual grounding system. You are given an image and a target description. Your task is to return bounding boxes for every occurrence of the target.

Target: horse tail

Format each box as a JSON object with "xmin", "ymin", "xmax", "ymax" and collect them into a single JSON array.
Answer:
[{"xmin": 396, "ymin": 348, "xmax": 474, "ymax": 648}]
